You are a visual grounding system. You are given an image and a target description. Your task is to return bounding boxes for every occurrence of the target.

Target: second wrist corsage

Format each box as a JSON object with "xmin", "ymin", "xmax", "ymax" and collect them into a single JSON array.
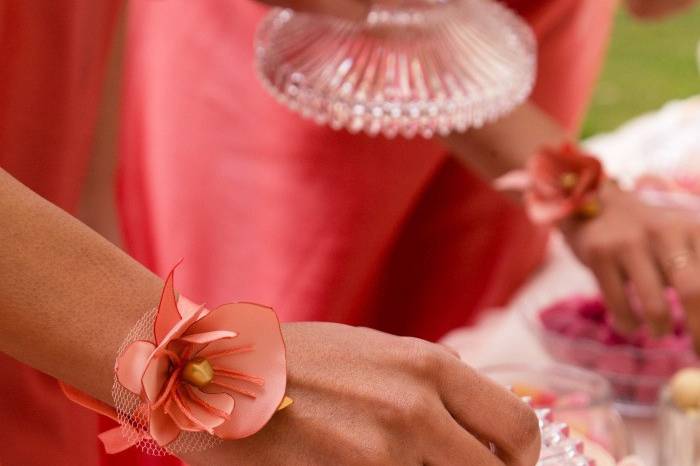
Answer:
[{"xmin": 496, "ymin": 142, "xmax": 606, "ymax": 224}]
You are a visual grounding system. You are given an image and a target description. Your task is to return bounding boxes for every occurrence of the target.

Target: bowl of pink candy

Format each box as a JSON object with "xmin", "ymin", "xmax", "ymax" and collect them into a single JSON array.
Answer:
[{"xmin": 526, "ymin": 292, "xmax": 698, "ymax": 417}]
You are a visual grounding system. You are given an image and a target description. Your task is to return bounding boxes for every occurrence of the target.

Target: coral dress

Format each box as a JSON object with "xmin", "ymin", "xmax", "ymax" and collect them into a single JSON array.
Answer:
[
  {"xmin": 120, "ymin": 0, "xmax": 616, "ymax": 341},
  {"xmin": 0, "ymin": 0, "xmax": 615, "ymax": 464}
]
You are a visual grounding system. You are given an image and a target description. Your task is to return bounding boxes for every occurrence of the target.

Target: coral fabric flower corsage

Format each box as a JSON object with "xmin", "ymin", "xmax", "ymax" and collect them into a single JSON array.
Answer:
[
  {"xmin": 496, "ymin": 142, "xmax": 606, "ymax": 224},
  {"xmin": 111, "ymin": 266, "xmax": 288, "ymax": 450}
]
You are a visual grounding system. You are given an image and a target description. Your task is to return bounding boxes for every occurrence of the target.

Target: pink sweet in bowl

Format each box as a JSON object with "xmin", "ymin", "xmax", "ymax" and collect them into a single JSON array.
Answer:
[{"xmin": 529, "ymin": 293, "xmax": 699, "ymax": 417}]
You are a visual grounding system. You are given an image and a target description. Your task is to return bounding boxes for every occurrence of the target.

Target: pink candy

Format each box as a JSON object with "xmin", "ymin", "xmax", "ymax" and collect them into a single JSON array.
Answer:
[{"xmin": 538, "ymin": 294, "xmax": 698, "ymax": 406}]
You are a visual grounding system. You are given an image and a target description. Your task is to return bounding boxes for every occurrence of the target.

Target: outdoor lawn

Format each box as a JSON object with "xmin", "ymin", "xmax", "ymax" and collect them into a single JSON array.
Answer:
[{"xmin": 582, "ymin": 4, "xmax": 700, "ymax": 138}]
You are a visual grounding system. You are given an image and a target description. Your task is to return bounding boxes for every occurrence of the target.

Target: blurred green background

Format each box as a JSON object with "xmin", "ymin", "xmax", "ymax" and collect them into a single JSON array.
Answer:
[{"xmin": 582, "ymin": 4, "xmax": 700, "ymax": 138}]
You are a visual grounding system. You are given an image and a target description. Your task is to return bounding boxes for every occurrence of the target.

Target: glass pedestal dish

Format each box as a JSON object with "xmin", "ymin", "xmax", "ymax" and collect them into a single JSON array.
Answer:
[
  {"xmin": 255, "ymin": 0, "xmax": 536, "ymax": 138},
  {"xmin": 484, "ymin": 363, "xmax": 631, "ymax": 465}
]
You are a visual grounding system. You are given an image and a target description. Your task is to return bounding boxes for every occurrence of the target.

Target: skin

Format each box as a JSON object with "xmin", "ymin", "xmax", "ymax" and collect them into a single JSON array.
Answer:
[
  {"xmin": 0, "ymin": 168, "xmax": 540, "ymax": 465},
  {"xmin": 440, "ymin": 4, "xmax": 699, "ymax": 343},
  {"xmin": 2, "ymin": 1, "xmax": 693, "ymax": 464},
  {"xmin": 624, "ymin": 0, "xmax": 697, "ymax": 20},
  {"xmin": 443, "ymin": 102, "xmax": 700, "ymax": 346},
  {"xmin": 184, "ymin": 324, "xmax": 541, "ymax": 466}
]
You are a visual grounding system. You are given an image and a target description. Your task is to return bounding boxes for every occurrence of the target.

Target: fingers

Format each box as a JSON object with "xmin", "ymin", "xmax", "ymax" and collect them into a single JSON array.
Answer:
[
  {"xmin": 656, "ymin": 232, "xmax": 700, "ymax": 351},
  {"xmin": 620, "ymin": 250, "xmax": 670, "ymax": 335},
  {"xmin": 438, "ymin": 361, "xmax": 541, "ymax": 466},
  {"xmin": 590, "ymin": 256, "xmax": 640, "ymax": 333},
  {"xmin": 625, "ymin": 0, "xmax": 696, "ymax": 20},
  {"xmin": 422, "ymin": 408, "xmax": 504, "ymax": 466},
  {"xmin": 437, "ymin": 343, "xmax": 461, "ymax": 359},
  {"xmin": 258, "ymin": 0, "xmax": 369, "ymax": 19}
]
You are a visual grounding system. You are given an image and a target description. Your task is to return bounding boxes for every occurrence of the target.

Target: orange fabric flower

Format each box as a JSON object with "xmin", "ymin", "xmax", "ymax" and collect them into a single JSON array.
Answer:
[
  {"xmin": 114, "ymin": 267, "xmax": 287, "ymax": 447},
  {"xmin": 496, "ymin": 142, "xmax": 605, "ymax": 224}
]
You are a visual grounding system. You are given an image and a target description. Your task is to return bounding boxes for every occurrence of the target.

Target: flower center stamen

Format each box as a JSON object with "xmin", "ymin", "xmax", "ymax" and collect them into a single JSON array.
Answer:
[
  {"xmin": 560, "ymin": 172, "xmax": 578, "ymax": 191},
  {"xmin": 181, "ymin": 358, "xmax": 214, "ymax": 387}
]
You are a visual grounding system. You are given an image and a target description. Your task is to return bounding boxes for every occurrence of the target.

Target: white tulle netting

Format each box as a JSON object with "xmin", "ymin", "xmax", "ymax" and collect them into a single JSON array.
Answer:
[
  {"xmin": 111, "ymin": 308, "xmax": 222, "ymax": 456},
  {"xmin": 255, "ymin": 0, "xmax": 536, "ymax": 138}
]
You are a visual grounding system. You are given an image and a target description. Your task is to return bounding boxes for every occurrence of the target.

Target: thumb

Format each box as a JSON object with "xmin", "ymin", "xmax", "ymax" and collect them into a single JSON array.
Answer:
[{"xmin": 257, "ymin": 0, "xmax": 369, "ymax": 20}]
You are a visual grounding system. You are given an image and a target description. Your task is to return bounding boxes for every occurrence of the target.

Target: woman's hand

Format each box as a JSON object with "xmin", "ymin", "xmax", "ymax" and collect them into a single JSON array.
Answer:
[
  {"xmin": 256, "ymin": 0, "xmax": 370, "ymax": 19},
  {"xmin": 625, "ymin": 0, "xmax": 697, "ymax": 20},
  {"xmin": 563, "ymin": 182, "xmax": 700, "ymax": 348},
  {"xmin": 183, "ymin": 323, "xmax": 541, "ymax": 466}
]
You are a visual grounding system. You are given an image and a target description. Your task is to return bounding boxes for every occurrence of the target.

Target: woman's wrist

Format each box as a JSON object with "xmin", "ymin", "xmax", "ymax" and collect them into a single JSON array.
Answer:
[
  {"xmin": 495, "ymin": 142, "xmax": 606, "ymax": 225},
  {"xmin": 0, "ymin": 169, "xmax": 163, "ymax": 403}
]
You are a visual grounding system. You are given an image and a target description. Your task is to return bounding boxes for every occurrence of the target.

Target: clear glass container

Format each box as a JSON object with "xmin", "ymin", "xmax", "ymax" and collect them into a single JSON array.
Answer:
[
  {"xmin": 483, "ymin": 363, "xmax": 631, "ymax": 465},
  {"xmin": 515, "ymin": 233, "xmax": 700, "ymax": 418},
  {"xmin": 255, "ymin": 0, "xmax": 536, "ymax": 138},
  {"xmin": 659, "ymin": 385, "xmax": 700, "ymax": 466}
]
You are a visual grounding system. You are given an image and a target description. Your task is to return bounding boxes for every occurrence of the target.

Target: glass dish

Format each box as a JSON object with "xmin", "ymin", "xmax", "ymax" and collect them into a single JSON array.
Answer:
[
  {"xmin": 515, "ymin": 273, "xmax": 700, "ymax": 418},
  {"xmin": 659, "ymin": 384, "xmax": 700, "ymax": 466},
  {"xmin": 483, "ymin": 363, "xmax": 631, "ymax": 464},
  {"xmin": 255, "ymin": 0, "xmax": 536, "ymax": 138}
]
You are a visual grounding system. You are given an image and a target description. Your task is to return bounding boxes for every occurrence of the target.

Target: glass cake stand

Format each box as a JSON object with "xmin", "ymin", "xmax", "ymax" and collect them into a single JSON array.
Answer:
[{"xmin": 255, "ymin": 0, "xmax": 536, "ymax": 138}]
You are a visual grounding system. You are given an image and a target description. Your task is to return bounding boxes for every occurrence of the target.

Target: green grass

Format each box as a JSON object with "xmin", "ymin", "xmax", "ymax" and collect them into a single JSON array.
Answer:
[{"xmin": 582, "ymin": 5, "xmax": 700, "ymax": 138}]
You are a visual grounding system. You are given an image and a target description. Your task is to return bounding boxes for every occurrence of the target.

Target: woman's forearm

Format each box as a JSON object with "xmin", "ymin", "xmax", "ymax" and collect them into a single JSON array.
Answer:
[
  {"xmin": 0, "ymin": 168, "xmax": 162, "ymax": 403},
  {"xmin": 443, "ymin": 101, "xmax": 568, "ymax": 178}
]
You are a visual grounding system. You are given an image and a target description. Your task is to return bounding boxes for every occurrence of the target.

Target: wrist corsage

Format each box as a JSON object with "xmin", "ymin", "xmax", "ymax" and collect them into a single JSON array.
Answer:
[
  {"xmin": 62, "ymin": 264, "xmax": 290, "ymax": 456},
  {"xmin": 496, "ymin": 142, "xmax": 606, "ymax": 224}
]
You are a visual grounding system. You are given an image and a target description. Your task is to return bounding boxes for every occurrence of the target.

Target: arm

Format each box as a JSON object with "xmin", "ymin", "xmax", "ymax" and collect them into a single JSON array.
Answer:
[
  {"xmin": 447, "ymin": 98, "xmax": 700, "ymax": 347},
  {"xmin": 0, "ymin": 168, "xmax": 540, "ymax": 465},
  {"xmin": 443, "ymin": 101, "xmax": 566, "ymax": 178},
  {"xmin": 0, "ymin": 168, "xmax": 162, "ymax": 403},
  {"xmin": 624, "ymin": 0, "xmax": 697, "ymax": 20}
]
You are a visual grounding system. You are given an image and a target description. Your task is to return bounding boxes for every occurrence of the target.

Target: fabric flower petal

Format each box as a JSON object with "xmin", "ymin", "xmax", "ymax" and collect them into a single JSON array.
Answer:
[
  {"xmin": 190, "ymin": 303, "xmax": 286, "ymax": 439},
  {"xmin": 157, "ymin": 304, "xmax": 209, "ymax": 351},
  {"xmin": 494, "ymin": 170, "xmax": 530, "ymax": 191},
  {"xmin": 165, "ymin": 397, "xmax": 201, "ymax": 432},
  {"xmin": 142, "ymin": 352, "xmax": 171, "ymax": 403},
  {"xmin": 98, "ymin": 426, "xmax": 141, "ymax": 454},
  {"xmin": 164, "ymin": 387, "xmax": 234, "ymax": 433},
  {"xmin": 526, "ymin": 195, "xmax": 574, "ymax": 224},
  {"xmin": 191, "ymin": 388, "xmax": 235, "ymax": 417},
  {"xmin": 115, "ymin": 340, "xmax": 156, "ymax": 395},
  {"xmin": 178, "ymin": 330, "xmax": 237, "ymax": 345},
  {"xmin": 150, "ymin": 406, "xmax": 181, "ymax": 447},
  {"xmin": 154, "ymin": 266, "xmax": 183, "ymax": 345}
]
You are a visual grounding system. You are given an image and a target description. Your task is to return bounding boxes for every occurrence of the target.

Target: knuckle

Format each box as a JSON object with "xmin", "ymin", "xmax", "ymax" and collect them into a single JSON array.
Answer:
[
  {"xmin": 617, "ymin": 232, "xmax": 647, "ymax": 253},
  {"xmin": 677, "ymin": 280, "xmax": 700, "ymax": 303},
  {"xmin": 638, "ymin": 293, "xmax": 667, "ymax": 317},
  {"xmin": 508, "ymin": 403, "xmax": 541, "ymax": 453},
  {"xmin": 585, "ymin": 241, "xmax": 608, "ymax": 260},
  {"xmin": 374, "ymin": 390, "xmax": 429, "ymax": 429},
  {"xmin": 357, "ymin": 439, "xmax": 394, "ymax": 466},
  {"xmin": 646, "ymin": 218, "xmax": 672, "ymax": 238},
  {"xmin": 402, "ymin": 338, "xmax": 445, "ymax": 376}
]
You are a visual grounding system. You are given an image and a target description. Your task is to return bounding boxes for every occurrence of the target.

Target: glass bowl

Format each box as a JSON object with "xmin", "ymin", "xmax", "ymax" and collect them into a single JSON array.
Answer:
[
  {"xmin": 483, "ymin": 363, "xmax": 630, "ymax": 464},
  {"xmin": 255, "ymin": 0, "xmax": 536, "ymax": 138},
  {"xmin": 658, "ymin": 383, "xmax": 700, "ymax": 466},
  {"xmin": 515, "ymin": 272, "xmax": 699, "ymax": 418}
]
